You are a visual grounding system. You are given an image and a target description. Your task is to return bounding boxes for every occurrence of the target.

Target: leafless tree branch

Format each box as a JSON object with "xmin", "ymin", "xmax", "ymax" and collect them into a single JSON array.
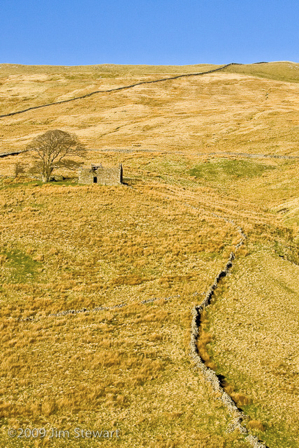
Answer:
[{"xmin": 27, "ymin": 129, "xmax": 86, "ymax": 182}]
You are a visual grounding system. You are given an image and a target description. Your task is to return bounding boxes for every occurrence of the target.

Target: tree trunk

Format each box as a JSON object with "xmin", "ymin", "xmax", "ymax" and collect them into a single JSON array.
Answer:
[{"xmin": 42, "ymin": 165, "xmax": 53, "ymax": 182}]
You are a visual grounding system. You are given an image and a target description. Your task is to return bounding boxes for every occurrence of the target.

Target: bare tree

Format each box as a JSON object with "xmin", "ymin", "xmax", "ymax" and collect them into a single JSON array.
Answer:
[{"xmin": 27, "ymin": 130, "xmax": 86, "ymax": 182}]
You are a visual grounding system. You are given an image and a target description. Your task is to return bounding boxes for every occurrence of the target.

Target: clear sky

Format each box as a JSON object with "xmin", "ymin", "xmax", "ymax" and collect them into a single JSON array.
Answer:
[{"xmin": 1, "ymin": 0, "xmax": 298, "ymax": 66}]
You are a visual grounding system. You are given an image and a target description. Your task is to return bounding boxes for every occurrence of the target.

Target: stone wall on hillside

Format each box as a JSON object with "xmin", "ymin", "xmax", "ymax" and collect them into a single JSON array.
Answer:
[{"xmin": 189, "ymin": 214, "xmax": 267, "ymax": 448}]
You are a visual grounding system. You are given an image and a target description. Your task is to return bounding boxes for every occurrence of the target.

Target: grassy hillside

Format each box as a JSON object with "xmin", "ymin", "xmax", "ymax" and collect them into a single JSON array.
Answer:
[
  {"xmin": 0, "ymin": 179, "xmax": 248, "ymax": 447},
  {"xmin": 207, "ymin": 251, "xmax": 299, "ymax": 448},
  {"xmin": 1, "ymin": 61, "xmax": 299, "ymax": 158},
  {"xmin": 224, "ymin": 61, "xmax": 299, "ymax": 83},
  {"xmin": 0, "ymin": 62, "xmax": 299, "ymax": 447}
]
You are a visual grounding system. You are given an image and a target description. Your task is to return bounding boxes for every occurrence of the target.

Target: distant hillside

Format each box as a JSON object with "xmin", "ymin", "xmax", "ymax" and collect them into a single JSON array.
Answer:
[
  {"xmin": 1, "ymin": 61, "xmax": 299, "ymax": 158},
  {"xmin": 224, "ymin": 61, "xmax": 299, "ymax": 83},
  {"xmin": 1, "ymin": 61, "xmax": 299, "ymax": 82}
]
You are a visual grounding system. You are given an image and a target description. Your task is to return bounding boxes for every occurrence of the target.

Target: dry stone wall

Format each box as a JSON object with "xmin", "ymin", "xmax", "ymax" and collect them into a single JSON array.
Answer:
[
  {"xmin": 16, "ymin": 295, "xmax": 181, "ymax": 323},
  {"xmin": 189, "ymin": 210, "xmax": 267, "ymax": 448},
  {"xmin": 0, "ymin": 150, "xmax": 26, "ymax": 158}
]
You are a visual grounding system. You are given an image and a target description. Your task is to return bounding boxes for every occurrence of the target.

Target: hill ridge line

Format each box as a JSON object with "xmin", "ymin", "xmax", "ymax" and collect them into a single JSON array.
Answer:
[{"xmin": 0, "ymin": 62, "xmax": 267, "ymax": 119}]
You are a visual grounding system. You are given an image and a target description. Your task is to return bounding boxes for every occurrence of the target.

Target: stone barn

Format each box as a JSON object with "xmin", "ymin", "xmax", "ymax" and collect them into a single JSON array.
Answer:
[{"xmin": 78, "ymin": 164, "xmax": 123, "ymax": 186}]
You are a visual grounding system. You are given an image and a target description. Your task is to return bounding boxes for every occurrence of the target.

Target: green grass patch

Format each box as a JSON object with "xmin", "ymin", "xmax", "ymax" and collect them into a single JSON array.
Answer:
[
  {"xmin": 0, "ymin": 179, "xmax": 44, "ymax": 190},
  {"xmin": 1, "ymin": 249, "xmax": 42, "ymax": 283},
  {"xmin": 190, "ymin": 159, "xmax": 275, "ymax": 181},
  {"xmin": 224, "ymin": 61, "xmax": 299, "ymax": 83}
]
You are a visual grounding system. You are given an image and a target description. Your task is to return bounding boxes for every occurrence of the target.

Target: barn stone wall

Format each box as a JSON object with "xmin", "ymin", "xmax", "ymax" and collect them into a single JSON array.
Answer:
[
  {"xmin": 78, "ymin": 167, "xmax": 93, "ymax": 185},
  {"xmin": 78, "ymin": 164, "xmax": 123, "ymax": 186}
]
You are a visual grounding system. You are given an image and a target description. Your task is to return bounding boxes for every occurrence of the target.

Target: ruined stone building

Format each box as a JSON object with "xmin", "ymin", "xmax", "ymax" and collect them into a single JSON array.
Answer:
[{"xmin": 78, "ymin": 164, "xmax": 123, "ymax": 185}]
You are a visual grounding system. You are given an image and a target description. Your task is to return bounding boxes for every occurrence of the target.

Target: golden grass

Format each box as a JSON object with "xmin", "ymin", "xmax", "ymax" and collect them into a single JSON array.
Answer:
[
  {"xmin": 207, "ymin": 251, "xmax": 299, "ymax": 447},
  {"xmin": 1, "ymin": 62, "xmax": 299, "ymax": 447},
  {"xmin": 0, "ymin": 177, "xmax": 251, "ymax": 446},
  {"xmin": 0, "ymin": 180, "xmax": 238, "ymax": 318},
  {"xmin": 0, "ymin": 266, "xmax": 247, "ymax": 447},
  {"xmin": 1, "ymin": 61, "xmax": 299, "ymax": 157},
  {"xmin": 0, "ymin": 169, "xmax": 296, "ymax": 446}
]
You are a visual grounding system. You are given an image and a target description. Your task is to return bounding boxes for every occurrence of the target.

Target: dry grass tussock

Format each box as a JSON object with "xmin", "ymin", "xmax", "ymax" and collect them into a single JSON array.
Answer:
[{"xmin": 1, "ymin": 62, "xmax": 299, "ymax": 447}]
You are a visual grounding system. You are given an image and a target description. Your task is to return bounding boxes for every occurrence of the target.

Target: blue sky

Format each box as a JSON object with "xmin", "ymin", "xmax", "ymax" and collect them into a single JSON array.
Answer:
[{"xmin": 1, "ymin": 0, "xmax": 298, "ymax": 66}]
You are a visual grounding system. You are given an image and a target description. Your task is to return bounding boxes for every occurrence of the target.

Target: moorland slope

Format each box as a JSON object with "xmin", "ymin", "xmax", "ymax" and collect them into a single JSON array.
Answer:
[{"xmin": 0, "ymin": 62, "xmax": 299, "ymax": 447}]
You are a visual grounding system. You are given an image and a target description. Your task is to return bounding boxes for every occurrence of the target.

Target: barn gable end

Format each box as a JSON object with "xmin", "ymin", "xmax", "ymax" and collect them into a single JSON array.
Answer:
[{"xmin": 78, "ymin": 164, "xmax": 123, "ymax": 185}]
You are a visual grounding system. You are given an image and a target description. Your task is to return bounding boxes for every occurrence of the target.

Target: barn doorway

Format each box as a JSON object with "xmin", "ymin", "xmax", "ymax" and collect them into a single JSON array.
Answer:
[{"xmin": 93, "ymin": 177, "xmax": 97, "ymax": 183}]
